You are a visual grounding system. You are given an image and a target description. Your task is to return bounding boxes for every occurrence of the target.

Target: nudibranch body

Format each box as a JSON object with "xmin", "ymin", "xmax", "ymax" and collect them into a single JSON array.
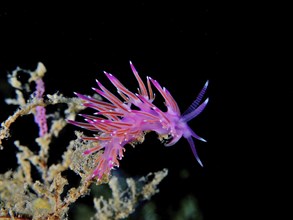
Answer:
[{"xmin": 68, "ymin": 62, "xmax": 208, "ymax": 179}]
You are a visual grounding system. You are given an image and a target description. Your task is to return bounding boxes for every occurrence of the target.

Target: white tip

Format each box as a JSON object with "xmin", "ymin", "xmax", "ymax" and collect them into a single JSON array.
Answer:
[
  {"xmin": 198, "ymin": 160, "xmax": 203, "ymax": 167},
  {"xmin": 205, "ymin": 80, "xmax": 209, "ymax": 87}
]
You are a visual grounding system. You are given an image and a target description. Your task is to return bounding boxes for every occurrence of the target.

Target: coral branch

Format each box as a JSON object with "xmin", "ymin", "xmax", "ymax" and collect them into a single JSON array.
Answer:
[
  {"xmin": 93, "ymin": 169, "xmax": 168, "ymax": 219},
  {"xmin": 1, "ymin": 63, "xmax": 172, "ymax": 220},
  {"xmin": 34, "ymin": 79, "xmax": 48, "ymax": 137}
]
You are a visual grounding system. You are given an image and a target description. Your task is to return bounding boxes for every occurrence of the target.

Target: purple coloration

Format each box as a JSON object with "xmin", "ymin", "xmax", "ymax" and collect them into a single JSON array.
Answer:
[
  {"xmin": 181, "ymin": 98, "xmax": 209, "ymax": 123},
  {"xmin": 182, "ymin": 80, "xmax": 209, "ymax": 117},
  {"xmin": 68, "ymin": 62, "xmax": 208, "ymax": 179},
  {"xmin": 34, "ymin": 79, "xmax": 48, "ymax": 137}
]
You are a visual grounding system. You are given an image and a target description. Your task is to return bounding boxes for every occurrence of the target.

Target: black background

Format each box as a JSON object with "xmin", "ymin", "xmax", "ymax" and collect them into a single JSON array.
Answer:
[{"xmin": 0, "ymin": 2, "xmax": 290, "ymax": 220}]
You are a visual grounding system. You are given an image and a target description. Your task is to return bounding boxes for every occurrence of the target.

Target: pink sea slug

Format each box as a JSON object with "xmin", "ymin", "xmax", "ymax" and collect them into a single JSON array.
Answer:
[{"xmin": 68, "ymin": 62, "xmax": 209, "ymax": 179}]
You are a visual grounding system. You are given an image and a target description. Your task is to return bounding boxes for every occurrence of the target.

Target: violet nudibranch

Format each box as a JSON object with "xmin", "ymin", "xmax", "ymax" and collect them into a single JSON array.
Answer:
[{"xmin": 68, "ymin": 61, "xmax": 209, "ymax": 180}]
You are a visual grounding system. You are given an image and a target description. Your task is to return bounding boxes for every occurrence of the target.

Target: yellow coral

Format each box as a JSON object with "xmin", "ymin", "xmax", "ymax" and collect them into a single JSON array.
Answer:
[{"xmin": 32, "ymin": 198, "xmax": 51, "ymax": 211}]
